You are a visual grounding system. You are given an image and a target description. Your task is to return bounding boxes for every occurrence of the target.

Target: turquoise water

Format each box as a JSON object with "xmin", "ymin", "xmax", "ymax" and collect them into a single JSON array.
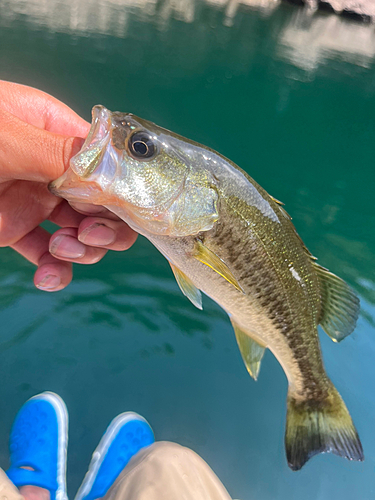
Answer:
[{"xmin": 1, "ymin": 1, "xmax": 375, "ymax": 498}]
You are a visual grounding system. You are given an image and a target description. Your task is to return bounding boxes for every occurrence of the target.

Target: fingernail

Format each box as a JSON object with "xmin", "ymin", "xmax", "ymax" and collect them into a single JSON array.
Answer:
[
  {"xmin": 36, "ymin": 275, "xmax": 61, "ymax": 290},
  {"xmin": 50, "ymin": 235, "xmax": 86, "ymax": 259},
  {"xmin": 79, "ymin": 223, "xmax": 116, "ymax": 246},
  {"xmin": 70, "ymin": 202, "xmax": 105, "ymax": 215}
]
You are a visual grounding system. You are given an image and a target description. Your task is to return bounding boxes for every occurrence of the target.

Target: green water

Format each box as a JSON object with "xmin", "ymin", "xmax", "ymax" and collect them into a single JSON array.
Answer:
[{"xmin": 1, "ymin": 1, "xmax": 375, "ymax": 498}]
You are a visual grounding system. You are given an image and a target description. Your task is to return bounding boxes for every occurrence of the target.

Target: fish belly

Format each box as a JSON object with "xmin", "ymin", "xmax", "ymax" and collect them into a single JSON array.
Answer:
[{"xmin": 150, "ymin": 233, "xmax": 322, "ymax": 399}]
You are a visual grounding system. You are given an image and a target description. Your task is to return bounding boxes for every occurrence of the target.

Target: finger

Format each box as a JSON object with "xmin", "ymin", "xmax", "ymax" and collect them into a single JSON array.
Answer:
[
  {"xmin": 49, "ymin": 227, "xmax": 108, "ymax": 264},
  {"xmin": 0, "ymin": 80, "xmax": 90, "ymax": 136},
  {"xmin": 0, "ymin": 107, "xmax": 84, "ymax": 182},
  {"xmin": 48, "ymin": 204, "xmax": 133, "ymax": 250},
  {"xmin": 77, "ymin": 217, "xmax": 138, "ymax": 251},
  {"xmin": 69, "ymin": 202, "xmax": 122, "ymax": 221},
  {"xmin": 11, "ymin": 225, "xmax": 52, "ymax": 265},
  {"xmin": 49, "ymin": 200, "xmax": 87, "ymax": 228},
  {"xmin": 0, "ymin": 180, "xmax": 60, "ymax": 246},
  {"xmin": 10, "ymin": 225, "xmax": 73, "ymax": 292},
  {"xmin": 34, "ymin": 253, "xmax": 73, "ymax": 292}
]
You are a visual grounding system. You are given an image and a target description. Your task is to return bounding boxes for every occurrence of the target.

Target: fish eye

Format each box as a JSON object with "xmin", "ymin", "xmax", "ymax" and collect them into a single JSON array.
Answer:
[{"xmin": 128, "ymin": 132, "xmax": 156, "ymax": 160}]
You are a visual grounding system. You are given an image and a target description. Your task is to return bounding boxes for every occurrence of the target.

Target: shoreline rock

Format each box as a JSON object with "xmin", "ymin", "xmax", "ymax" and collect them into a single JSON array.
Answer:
[{"xmin": 285, "ymin": 0, "xmax": 375, "ymax": 22}]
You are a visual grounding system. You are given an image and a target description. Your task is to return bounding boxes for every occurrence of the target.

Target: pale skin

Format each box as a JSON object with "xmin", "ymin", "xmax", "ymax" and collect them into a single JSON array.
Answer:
[
  {"xmin": 0, "ymin": 80, "xmax": 138, "ymax": 291},
  {"xmin": 0, "ymin": 81, "xmax": 137, "ymax": 499}
]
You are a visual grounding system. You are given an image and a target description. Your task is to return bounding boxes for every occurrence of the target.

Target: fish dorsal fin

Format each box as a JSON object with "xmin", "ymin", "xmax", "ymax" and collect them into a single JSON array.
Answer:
[
  {"xmin": 192, "ymin": 240, "xmax": 244, "ymax": 293},
  {"xmin": 314, "ymin": 263, "xmax": 360, "ymax": 342},
  {"xmin": 170, "ymin": 263, "xmax": 202, "ymax": 310},
  {"xmin": 230, "ymin": 319, "xmax": 266, "ymax": 381},
  {"xmin": 270, "ymin": 195, "xmax": 285, "ymax": 206},
  {"xmin": 269, "ymin": 195, "xmax": 293, "ymax": 221},
  {"xmin": 279, "ymin": 206, "xmax": 292, "ymax": 221}
]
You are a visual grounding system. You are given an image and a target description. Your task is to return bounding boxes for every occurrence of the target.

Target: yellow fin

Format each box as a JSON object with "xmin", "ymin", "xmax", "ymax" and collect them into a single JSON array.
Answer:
[
  {"xmin": 170, "ymin": 263, "xmax": 202, "ymax": 310},
  {"xmin": 192, "ymin": 240, "xmax": 244, "ymax": 293},
  {"xmin": 270, "ymin": 195, "xmax": 285, "ymax": 206},
  {"xmin": 231, "ymin": 319, "xmax": 266, "ymax": 381}
]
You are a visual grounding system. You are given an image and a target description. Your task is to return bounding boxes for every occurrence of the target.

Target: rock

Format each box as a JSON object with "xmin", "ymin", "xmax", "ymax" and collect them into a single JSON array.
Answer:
[
  {"xmin": 316, "ymin": 0, "xmax": 375, "ymax": 21},
  {"xmin": 278, "ymin": 8, "xmax": 375, "ymax": 71},
  {"xmin": 285, "ymin": 0, "xmax": 306, "ymax": 7}
]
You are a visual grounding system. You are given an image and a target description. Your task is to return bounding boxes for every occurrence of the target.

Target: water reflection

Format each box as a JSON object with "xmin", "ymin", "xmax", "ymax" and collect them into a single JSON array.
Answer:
[
  {"xmin": 206, "ymin": 0, "xmax": 280, "ymax": 24},
  {"xmin": 0, "ymin": 245, "xmax": 219, "ymax": 355},
  {"xmin": 278, "ymin": 9, "xmax": 375, "ymax": 70},
  {"xmin": 0, "ymin": 0, "xmax": 280, "ymax": 32},
  {"xmin": 0, "ymin": 0, "xmax": 374, "ymax": 72}
]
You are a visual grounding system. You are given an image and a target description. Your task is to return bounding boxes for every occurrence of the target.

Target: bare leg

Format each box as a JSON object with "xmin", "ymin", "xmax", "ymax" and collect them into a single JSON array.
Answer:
[
  {"xmin": 17, "ymin": 467, "xmax": 50, "ymax": 500},
  {"xmin": 0, "ymin": 467, "xmax": 50, "ymax": 500},
  {"xmin": 19, "ymin": 486, "xmax": 50, "ymax": 500}
]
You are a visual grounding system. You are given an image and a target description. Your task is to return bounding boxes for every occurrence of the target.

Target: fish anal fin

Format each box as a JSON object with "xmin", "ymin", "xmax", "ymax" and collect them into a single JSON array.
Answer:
[
  {"xmin": 314, "ymin": 263, "xmax": 360, "ymax": 342},
  {"xmin": 192, "ymin": 240, "xmax": 244, "ymax": 294},
  {"xmin": 285, "ymin": 384, "xmax": 363, "ymax": 471},
  {"xmin": 170, "ymin": 263, "xmax": 202, "ymax": 310},
  {"xmin": 231, "ymin": 319, "xmax": 266, "ymax": 381}
]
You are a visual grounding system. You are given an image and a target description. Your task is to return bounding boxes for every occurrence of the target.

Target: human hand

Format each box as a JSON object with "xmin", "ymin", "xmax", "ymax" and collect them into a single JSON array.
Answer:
[{"xmin": 0, "ymin": 81, "xmax": 137, "ymax": 291}]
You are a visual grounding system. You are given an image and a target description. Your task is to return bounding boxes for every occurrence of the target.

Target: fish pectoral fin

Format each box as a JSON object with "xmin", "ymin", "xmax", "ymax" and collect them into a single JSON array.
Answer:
[
  {"xmin": 192, "ymin": 240, "xmax": 244, "ymax": 293},
  {"xmin": 170, "ymin": 263, "xmax": 203, "ymax": 310},
  {"xmin": 314, "ymin": 263, "xmax": 360, "ymax": 343},
  {"xmin": 231, "ymin": 319, "xmax": 266, "ymax": 381}
]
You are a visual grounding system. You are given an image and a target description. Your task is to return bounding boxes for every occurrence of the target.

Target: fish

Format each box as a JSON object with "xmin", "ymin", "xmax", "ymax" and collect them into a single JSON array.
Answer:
[{"xmin": 49, "ymin": 105, "xmax": 363, "ymax": 470}]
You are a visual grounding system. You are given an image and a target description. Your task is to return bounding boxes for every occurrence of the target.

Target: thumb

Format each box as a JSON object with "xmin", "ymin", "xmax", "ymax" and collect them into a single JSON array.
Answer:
[{"xmin": 0, "ymin": 108, "xmax": 84, "ymax": 183}]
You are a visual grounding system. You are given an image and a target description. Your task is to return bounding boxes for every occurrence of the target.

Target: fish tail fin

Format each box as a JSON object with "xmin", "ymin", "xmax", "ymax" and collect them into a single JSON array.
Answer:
[{"xmin": 285, "ymin": 384, "xmax": 364, "ymax": 471}]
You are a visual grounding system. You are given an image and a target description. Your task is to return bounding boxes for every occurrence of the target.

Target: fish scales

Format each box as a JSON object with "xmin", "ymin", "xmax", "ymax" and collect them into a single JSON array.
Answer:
[
  {"xmin": 49, "ymin": 105, "xmax": 363, "ymax": 470},
  {"xmin": 207, "ymin": 193, "xmax": 327, "ymax": 401},
  {"xmin": 150, "ymin": 185, "xmax": 328, "ymax": 402}
]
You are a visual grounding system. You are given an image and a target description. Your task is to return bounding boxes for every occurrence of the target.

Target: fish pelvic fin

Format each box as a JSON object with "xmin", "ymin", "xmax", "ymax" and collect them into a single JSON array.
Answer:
[
  {"xmin": 231, "ymin": 319, "xmax": 266, "ymax": 381},
  {"xmin": 285, "ymin": 384, "xmax": 364, "ymax": 471},
  {"xmin": 170, "ymin": 263, "xmax": 202, "ymax": 310},
  {"xmin": 314, "ymin": 263, "xmax": 360, "ymax": 342}
]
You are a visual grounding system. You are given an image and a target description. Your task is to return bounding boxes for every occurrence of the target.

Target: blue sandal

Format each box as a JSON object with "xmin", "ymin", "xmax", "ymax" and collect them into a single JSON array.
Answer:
[
  {"xmin": 75, "ymin": 412, "xmax": 154, "ymax": 500},
  {"xmin": 6, "ymin": 392, "xmax": 68, "ymax": 500}
]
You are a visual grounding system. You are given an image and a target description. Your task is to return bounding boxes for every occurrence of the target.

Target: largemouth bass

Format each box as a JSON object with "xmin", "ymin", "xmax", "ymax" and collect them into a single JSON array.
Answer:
[{"xmin": 50, "ymin": 106, "xmax": 363, "ymax": 470}]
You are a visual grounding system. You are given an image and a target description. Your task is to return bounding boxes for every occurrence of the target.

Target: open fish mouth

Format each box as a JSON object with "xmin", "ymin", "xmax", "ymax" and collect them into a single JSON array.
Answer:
[
  {"xmin": 48, "ymin": 106, "xmax": 113, "ymax": 199},
  {"xmin": 75, "ymin": 105, "xmax": 112, "ymax": 176}
]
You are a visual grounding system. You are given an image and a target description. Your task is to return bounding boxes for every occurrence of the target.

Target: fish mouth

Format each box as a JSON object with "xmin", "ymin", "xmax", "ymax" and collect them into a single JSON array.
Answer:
[{"xmin": 49, "ymin": 105, "xmax": 112, "ymax": 200}]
